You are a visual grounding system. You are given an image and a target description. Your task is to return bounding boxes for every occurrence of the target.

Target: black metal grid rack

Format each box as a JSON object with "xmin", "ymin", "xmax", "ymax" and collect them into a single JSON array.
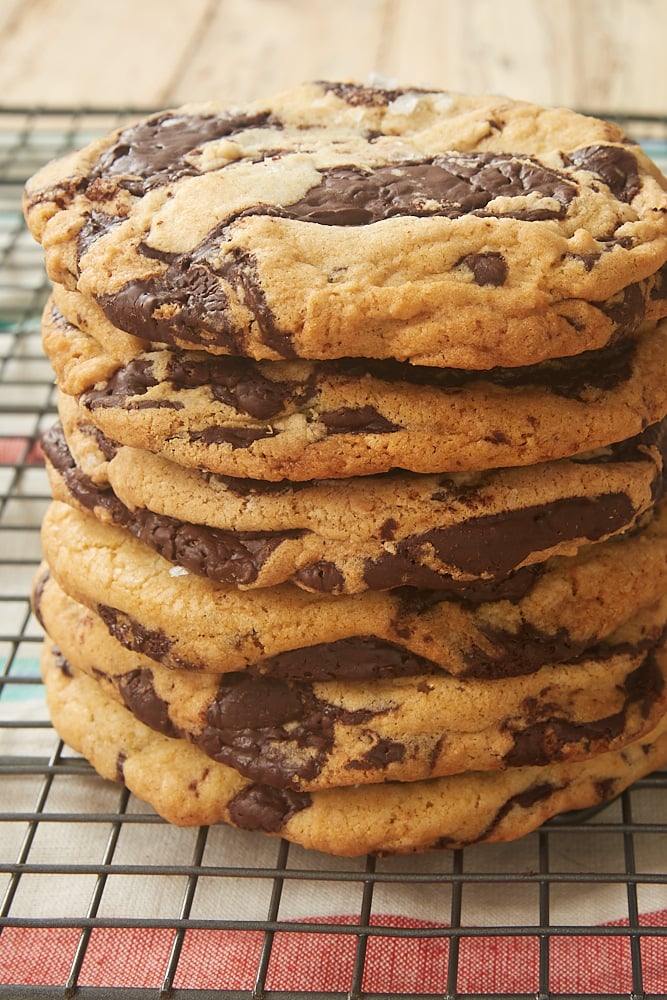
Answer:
[{"xmin": 0, "ymin": 107, "xmax": 666, "ymax": 1000}]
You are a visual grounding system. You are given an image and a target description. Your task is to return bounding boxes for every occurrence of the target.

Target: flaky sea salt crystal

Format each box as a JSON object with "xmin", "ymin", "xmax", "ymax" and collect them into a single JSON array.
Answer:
[
  {"xmin": 169, "ymin": 565, "xmax": 189, "ymax": 577},
  {"xmin": 389, "ymin": 93, "xmax": 421, "ymax": 116},
  {"xmin": 366, "ymin": 71, "xmax": 399, "ymax": 89},
  {"xmin": 433, "ymin": 94, "xmax": 455, "ymax": 113}
]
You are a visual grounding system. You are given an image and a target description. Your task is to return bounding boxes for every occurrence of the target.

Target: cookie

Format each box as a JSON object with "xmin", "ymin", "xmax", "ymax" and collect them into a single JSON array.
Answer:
[
  {"xmin": 41, "ymin": 642, "xmax": 667, "ymax": 855},
  {"xmin": 24, "ymin": 82, "xmax": 667, "ymax": 370},
  {"xmin": 42, "ymin": 301, "xmax": 667, "ymax": 479},
  {"xmin": 40, "ymin": 500, "xmax": 667, "ymax": 680},
  {"xmin": 34, "ymin": 569, "xmax": 667, "ymax": 791},
  {"xmin": 44, "ymin": 399, "xmax": 667, "ymax": 593}
]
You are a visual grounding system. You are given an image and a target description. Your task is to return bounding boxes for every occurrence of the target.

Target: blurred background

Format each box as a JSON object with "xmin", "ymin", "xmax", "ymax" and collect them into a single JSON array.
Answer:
[{"xmin": 0, "ymin": 0, "xmax": 665, "ymax": 115}]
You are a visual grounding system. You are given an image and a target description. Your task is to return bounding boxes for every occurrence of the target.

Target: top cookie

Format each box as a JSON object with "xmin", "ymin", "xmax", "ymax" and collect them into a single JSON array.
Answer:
[{"xmin": 23, "ymin": 81, "xmax": 667, "ymax": 369}]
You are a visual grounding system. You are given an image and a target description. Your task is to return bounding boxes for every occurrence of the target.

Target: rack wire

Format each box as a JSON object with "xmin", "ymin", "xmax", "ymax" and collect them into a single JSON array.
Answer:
[{"xmin": 0, "ymin": 107, "xmax": 666, "ymax": 1000}]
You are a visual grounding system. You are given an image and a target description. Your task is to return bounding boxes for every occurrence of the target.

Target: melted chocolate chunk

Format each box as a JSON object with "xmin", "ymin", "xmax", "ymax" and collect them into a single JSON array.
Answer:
[
  {"xmin": 365, "ymin": 493, "xmax": 635, "ymax": 585},
  {"xmin": 30, "ymin": 566, "xmax": 50, "ymax": 629},
  {"xmin": 118, "ymin": 668, "xmax": 179, "ymax": 738},
  {"xmin": 99, "ymin": 262, "xmax": 243, "ymax": 354},
  {"xmin": 53, "ymin": 648, "xmax": 73, "ymax": 678},
  {"xmin": 478, "ymin": 338, "xmax": 636, "ymax": 399},
  {"xmin": 320, "ymin": 81, "xmax": 416, "ymax": 107},
  {"xmin": 435, "ymin": 782, "xmax": 557, "ymax": 849},
  {"xmin": 41, "ymin": 422, "xmax": 129, "ymax": 524},
  {"xmin": 393, "ymin": 565, "xmax": 545, "ymax": 612},
  {"xmin": 651, "ymin": 261, "xmax": 667, "ymax": 301},
  {"xmin": 115, "ymin": 752, "xmax": 127, "ymax": 783},
  {"xmin": 464, "ymin": 623, "xmax": 580, "ymax": 680},
  {"xmin": 292, "ymin": 561, "xmax": 346, "ymax": 593},
  {"xmin": 88, "ymin": 110, "xmax": 275, "ymax": 197},
  {"xmin": 83, "ymin": 350, "xmax": 314, "ymax": 419},
  {"xmin": 575, "ymin": 417, "xmax": 667, "ymax": 472},
  {"xmin": 219, "ymin": 247, "xmax": 296, "ymax": 358},
  {"xmin": 131, "ymin": 509, "xmax": 302, "ymax": 587},
  {"xmin": 566, "ymin": 235, "xmax": 633, "ymax": 273},
  {"xmin": 457, "ymin": 252, "xmax": 507, "ymax": 286},
  {"xmin": 100, "ymin": 239, "xmax": 293, "ymax": 357},
  {"xmin": 319, "ymin": 338, "xmax": 636, "ymax": 400},
  {"xmin": 227, "ymin": 784, "xmax": 311, "ymax": 832},
  {"xmin": 90, "ymin": 425, "xmax": 120, "ymax": 461},
  {"xmin": 254, "ymin": 636, "xmax": 441, "ymax": 683},
  {"xmin": 188, "ymin": 425, "xmax": 276, "ymax": 449},
  {"xmin": 78, "ymin": 210, "xmax": 125, "ymax": 258},
  {"xmin": 213, "ymin": 474, "xmax": 312, "ymax": 498},
  {"xmin": 198, "ymin": 670, "xmax": 380, "ymax": 786},
  {"xmin": 82, "ymin": 357, "xmax": 159, "ymax": 409},
  {"xmin": 599, "ymin": 282, "xmax": 645, "ymax": 341},
  {"xmin": 346, "ymin": 739, "xmax": 406, "ymax": 771},
  {"xmin": 594, "ymin": 777, "xmax": 618, "ymax": 801},
  {"xmin": 96, "ymin": 604, "xmax": 175, "ymax": 663},
  {"xmin": 320, "ymin": 405, "xmax": 401, "ymax": 435},
  {"xmin": 568, "ymin": 144, "xmax": 641, "ymax": 203},
  {"xmin": 283, "ymin": 154, "xmax": 577, "ymax": 226},
  {"xmin": 365, "ymin": 559, "xmax": 494, "ymax": 592},
  {"xmin": 504, "ymin": 648, "xmax": 664, "ymax": 767},
  {"xmin": 208, "ymin": 672, "xmax": 304, "ymax": 730}
]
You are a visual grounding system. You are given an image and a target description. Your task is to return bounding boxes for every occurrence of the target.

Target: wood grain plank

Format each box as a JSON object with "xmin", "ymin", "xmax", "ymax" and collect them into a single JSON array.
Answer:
[
  {"xmin": 380, "ymin": 0, "xmax": 575, "ymax": 105},
  {"xmin": 568, "ymin": 0, "xmax": 667, "ymax": 113},
  {"xmin": 0, "ymin": 0, "xmax": 211, "ymax": 107},
  {"xmin": 382, "ymin": 0, "xmax": 666, "ymax": 114},
  {"xmin": 0, "ymin": 0, "xmax": 663, "ymax": 113},
  {"xmin": 169, "ymin": 0, "xmax": 389, "ymax": 106}
]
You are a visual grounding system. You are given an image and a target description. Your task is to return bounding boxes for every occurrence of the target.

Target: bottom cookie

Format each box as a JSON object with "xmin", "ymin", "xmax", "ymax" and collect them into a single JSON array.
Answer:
[{"xmin": 42, "ymin": 641, "xmax": 667, "ymax": 856}]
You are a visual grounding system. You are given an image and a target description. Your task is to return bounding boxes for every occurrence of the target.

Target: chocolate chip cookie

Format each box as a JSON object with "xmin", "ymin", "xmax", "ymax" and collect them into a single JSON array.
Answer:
[
  {"xmin": 35, "ymin": 569, "xmax": 667, "ymax": 791},
  {"xmin": 44, "ymin": 396, "xmax": 667, "ymax": 593},
  {"xmin": 40, "ymin": 500, "xmax": 667, "ymax": 681},
  {"xmin": 42, "ymin": 301, "xmax": 667, "ymax": 479},
  {"xmin": 24, "ymin": 82, "xmax": 667, "ymax": 370},
  {"xmin": 41, "ymin": 642, "xmax": 667, "ymax": 854}
]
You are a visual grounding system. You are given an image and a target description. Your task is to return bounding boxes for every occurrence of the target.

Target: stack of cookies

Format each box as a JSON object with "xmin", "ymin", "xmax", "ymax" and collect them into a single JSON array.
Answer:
[{"xmin": 24, "ymin": 81, "xmax": 667, "ymax": 856}]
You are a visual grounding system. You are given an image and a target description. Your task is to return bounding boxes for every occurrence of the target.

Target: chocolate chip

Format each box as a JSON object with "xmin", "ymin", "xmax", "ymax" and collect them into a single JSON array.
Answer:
[
  {"xmin": 88, "ymin": 110, "xmax": 276, "ymax": 197},
  {"xmin": 366, "ymin": 493, "xmax": 635, "ymax": 584},
  {"xmin": 255, "ymin": 636, "xmax": 441, "ymax": 682},
  {"xmin": 320, "ymin": 405, "xmax": 400, "ymax": 435},
  {"xmin": 118, "ymin": 668, "xmax": 179, "ymax": 738},
  {"xmin": 115, "ymin": 752, "xmax": 127, "ymax": 782},
  {"xmin": 346, "ymin": 739, "xmax": 406, "ymax": 770},
  {"xmin": 504, "ymin": 647, "xmax": 664, "ymax": 767},
  {"xmin": 132, "ymin": 509, "xmax": 302, "ymax": 586},
  {"xmin": 283, "ymin": 154, "xmax": 577, "ymax": 226},
  {"xmin": 227, "ymin": 784, "xmax": 311, "ymax": 832},
  {"xmin": 319, "ymin": 81, "xmax": 416, "ymax": 107},
  {"xmin": 30, "ymin": 566, "xmax": 51, "ymax": 629},
  {"xmin": 457, "ymin": 252, "xmax": 507, "ymax": 286},
  {"xmin": 568, "ymin": 144, "xmax": 641, "ymax": 203},
  {"xmin": 96, "ymin": 604, "xmax": 174, "ymax": 663},
  {"xmin": 188, "ymin": 425, "xmax": 275, "ymax": 450},
  {"xmin": 292, "ymin": 561, "xmax": 346, "ymax": 593}
]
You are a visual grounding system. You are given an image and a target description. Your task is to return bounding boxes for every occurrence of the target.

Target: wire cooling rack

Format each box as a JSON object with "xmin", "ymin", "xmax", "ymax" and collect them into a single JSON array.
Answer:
[{"xmin": 1, "ymin": 108, "xmax": 667, "ymax": 1000}]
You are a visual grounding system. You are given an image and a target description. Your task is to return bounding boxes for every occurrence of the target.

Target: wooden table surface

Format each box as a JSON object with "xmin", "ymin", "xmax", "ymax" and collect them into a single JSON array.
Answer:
[{"xmin": 0, "ymin": 0, "xmax": 665, "ymax": 115}]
